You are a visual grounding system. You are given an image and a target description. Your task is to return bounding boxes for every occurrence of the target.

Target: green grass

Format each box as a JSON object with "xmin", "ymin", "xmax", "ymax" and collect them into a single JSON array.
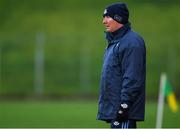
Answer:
[{"xmin": 0, "ymin": 100, "xmax": 179, "ymax": 128}]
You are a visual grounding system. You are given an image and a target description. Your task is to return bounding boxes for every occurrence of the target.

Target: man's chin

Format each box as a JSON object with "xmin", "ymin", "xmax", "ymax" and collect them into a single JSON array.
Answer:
[
  {"xmin": 105, "ymin": 28, "xmax": 110, "ymax": 32},
  {"xmin": 106, "ymin": 29, "xmax": 113, "ymax": 32}
]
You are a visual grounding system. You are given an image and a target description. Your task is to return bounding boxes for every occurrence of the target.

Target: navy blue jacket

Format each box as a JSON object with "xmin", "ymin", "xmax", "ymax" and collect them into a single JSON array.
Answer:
[{"xmin": 97, "ymin": 23, "xmax": 146, "ymax": 121}]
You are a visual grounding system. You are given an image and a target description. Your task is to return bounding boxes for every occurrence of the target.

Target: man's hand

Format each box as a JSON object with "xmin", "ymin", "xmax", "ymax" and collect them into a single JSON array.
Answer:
[{"xmin": 116, "ymin": 103, "xmax": 129, "ymax": 121}]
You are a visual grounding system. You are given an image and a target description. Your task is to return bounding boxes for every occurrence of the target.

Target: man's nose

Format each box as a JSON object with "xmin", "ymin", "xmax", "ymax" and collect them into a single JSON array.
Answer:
[{"xmin": 103, "ymin": 17, "xmax": 107, "ymax": 24}]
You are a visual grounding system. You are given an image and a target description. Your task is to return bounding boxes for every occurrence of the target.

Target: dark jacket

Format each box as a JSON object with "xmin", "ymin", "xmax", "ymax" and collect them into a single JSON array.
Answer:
[{"xmin": 97, "ymin": 23, "xmax": 146, "ymax": 121}]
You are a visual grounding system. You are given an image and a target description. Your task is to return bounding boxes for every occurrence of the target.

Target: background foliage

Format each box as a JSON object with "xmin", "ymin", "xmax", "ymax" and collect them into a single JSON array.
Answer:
[{"xmin": 0, "ymin": 0, "xmax": 180, "ymax": 99}]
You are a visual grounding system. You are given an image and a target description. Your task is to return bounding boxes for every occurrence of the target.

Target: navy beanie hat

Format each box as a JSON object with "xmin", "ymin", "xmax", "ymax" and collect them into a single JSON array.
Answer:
[{"xmin": 103, "ymin": 2, "xmax": 129, "ymax": 24}]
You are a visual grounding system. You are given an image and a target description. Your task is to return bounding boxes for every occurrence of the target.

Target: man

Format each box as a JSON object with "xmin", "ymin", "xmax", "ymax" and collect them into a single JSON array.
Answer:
[{"xmin": 97, "ymin": 2, "xmax": 146, "ymax": 129}]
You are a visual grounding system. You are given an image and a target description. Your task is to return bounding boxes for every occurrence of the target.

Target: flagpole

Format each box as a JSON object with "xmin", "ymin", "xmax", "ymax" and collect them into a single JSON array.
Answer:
[{"xmin": 156, "ymin": 73, "xmax": 166, "ymax": 129}]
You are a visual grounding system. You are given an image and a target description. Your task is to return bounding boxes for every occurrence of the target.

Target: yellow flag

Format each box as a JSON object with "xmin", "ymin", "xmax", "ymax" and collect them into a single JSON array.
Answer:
[{"xmin": 164, "ymin": 79, "xmax": 178, "ymax": 112}]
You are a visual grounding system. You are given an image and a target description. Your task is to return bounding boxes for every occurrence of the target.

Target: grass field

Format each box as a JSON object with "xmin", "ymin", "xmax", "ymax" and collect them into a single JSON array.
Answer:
[{"xmin": 0, "ymin": 100, "xmax": 179, "ymax": 128}]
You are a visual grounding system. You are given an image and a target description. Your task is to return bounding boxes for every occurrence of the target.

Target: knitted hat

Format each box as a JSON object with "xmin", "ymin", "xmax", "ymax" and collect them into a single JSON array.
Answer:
[{"xmin": 103, "ymin": 2, "xmax": 129, "ymax": 24}]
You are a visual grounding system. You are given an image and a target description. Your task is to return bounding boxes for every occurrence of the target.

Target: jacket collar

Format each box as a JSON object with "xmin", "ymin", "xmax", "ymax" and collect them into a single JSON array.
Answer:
[{"xmin": 105, "ymin": 23, "xmax": 131, "ymax": 44}]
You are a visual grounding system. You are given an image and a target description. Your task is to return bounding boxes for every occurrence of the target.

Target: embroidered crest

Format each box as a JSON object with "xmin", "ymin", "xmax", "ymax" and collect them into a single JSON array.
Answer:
[
  {"xmin": 104, "ymin": 9, "xmax": 107, "ymax": 15},
  {"xmin": 114, "ymin": 15, "xmax": 123, "ymax": 22}
]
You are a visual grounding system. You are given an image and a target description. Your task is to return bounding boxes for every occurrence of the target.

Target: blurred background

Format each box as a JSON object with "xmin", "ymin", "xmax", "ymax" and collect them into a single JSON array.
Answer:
[{"xmin": 0, "ymin": 0, "xmax": 180, "ymax": 128}]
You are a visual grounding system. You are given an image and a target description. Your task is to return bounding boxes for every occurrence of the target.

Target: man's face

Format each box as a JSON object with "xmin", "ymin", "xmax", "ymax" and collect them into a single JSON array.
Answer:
[{"xmin": 103, "ymin": 16, "xmax": 123, "ymax": 32}]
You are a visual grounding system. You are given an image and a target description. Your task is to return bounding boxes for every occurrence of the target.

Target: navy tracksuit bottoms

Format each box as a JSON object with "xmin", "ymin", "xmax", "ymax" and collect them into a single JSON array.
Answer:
[{"xmin": 111, "ymin": 119, "xmax": 136, "ymax": 129}]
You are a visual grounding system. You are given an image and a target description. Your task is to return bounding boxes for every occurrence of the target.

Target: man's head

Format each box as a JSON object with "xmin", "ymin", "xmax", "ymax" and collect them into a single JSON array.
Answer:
[{"xmin": 102, "ymin": 2, "xmax": 129, "ymax": 32}]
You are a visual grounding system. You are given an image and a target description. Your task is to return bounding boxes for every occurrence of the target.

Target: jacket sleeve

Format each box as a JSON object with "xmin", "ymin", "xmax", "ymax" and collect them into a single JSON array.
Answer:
[{"xmin": 120, "ymin": 43, "xmax": 145, "ymax": 106}]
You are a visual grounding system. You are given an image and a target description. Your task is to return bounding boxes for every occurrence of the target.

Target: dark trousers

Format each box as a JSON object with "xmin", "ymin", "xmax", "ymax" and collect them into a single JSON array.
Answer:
[{"xmin": 111, "ymin": 119, "xmax": 136, "ymax": 129}]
